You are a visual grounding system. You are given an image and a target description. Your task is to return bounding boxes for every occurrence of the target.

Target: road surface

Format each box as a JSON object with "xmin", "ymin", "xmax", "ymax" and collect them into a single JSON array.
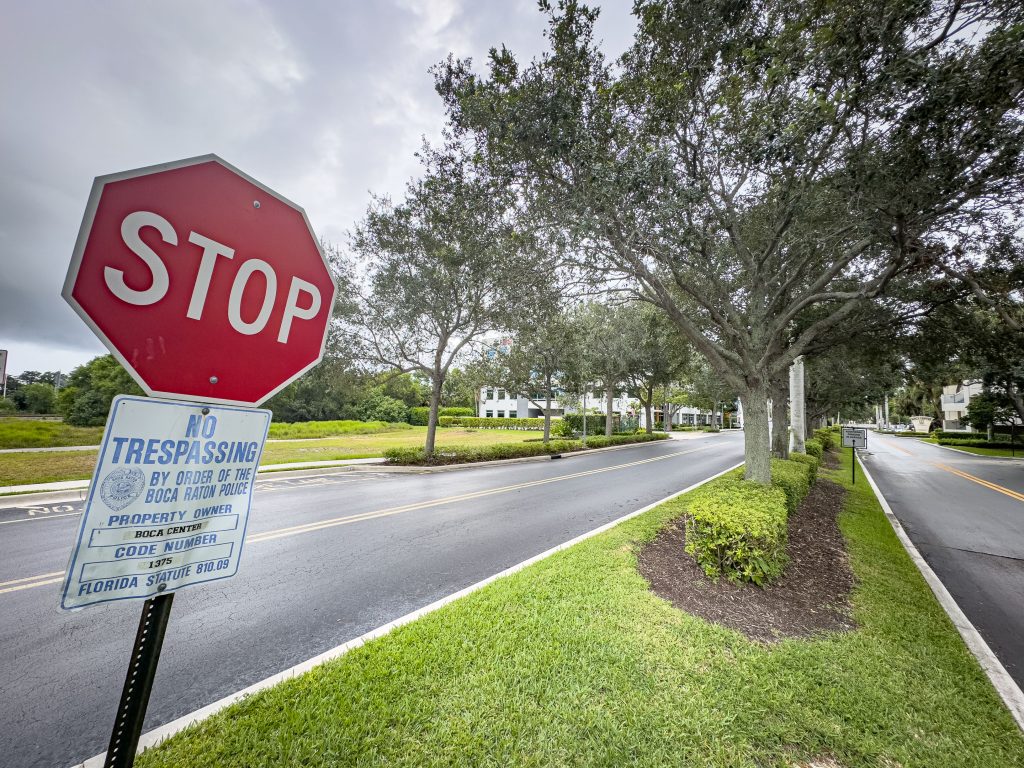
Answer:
[
  {"xmin": 1, "ymin": 433, "xmax": 743, "ymax": 768},
  {"xmin": 861, "ymin": 436, "xmax": 1024, "ymax": 687}
]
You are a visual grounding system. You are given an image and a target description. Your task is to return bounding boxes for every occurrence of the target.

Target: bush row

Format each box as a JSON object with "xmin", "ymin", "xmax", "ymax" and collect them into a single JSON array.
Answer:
[
  {"xmin": 812, "ymin": 427, "xmax": 837, "ymax": 451},
  {"xmin": 408, "ymin": 407, "xmax": 476, "ymax": 425},
  {"xmin": 937, "ymin": 438, "xmax": 1023, "ymax": 449},
  {"xmin": 382, "ymin": 433, "xmax": 668, "ymax": 466},
  {"xmin": 267, "ymin": 419, "xmax": 412, "ymax": 439},
  {"xmin": 689, "ymin": 456, "xmax": 817, "ymax": 586},
  {"xmin": 803, "ymin": 438, "xmax": 824, "ymax": 460},
  {"xmin": 438, "ymin": 416, "xmax": 548, "ymax": 430}
]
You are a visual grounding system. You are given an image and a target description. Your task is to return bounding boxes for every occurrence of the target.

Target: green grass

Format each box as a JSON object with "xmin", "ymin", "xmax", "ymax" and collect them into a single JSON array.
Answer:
[
  {"xmin": 135, "ymin": 449, "xmax": 1024, "ymax": 768},
  {"xmin": 0, "ymin": 418, "xmax": 104, "ymax": 449},
  {"xmin": 0, "ymin": 427, "xmax": 547, "ymax": 487},
  {"xmin": 936, "ymin": 444, "xmax": 1023, "ymax": 459}
]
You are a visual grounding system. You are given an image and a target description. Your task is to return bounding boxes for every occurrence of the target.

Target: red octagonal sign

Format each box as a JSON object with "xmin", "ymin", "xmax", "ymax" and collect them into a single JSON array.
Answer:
[{"xmin": 63, "ymin": 155, "xmax": 337, "ymax": 406}]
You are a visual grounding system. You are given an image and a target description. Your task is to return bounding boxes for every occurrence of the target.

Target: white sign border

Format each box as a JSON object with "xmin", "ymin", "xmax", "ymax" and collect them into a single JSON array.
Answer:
[
  {"xmin": 61, "ymin": 154, "xmax": 339, "ymax": 407},
  {"xmin": 59, "ymin": 395, "xmax": 271, "ymax": 610}
]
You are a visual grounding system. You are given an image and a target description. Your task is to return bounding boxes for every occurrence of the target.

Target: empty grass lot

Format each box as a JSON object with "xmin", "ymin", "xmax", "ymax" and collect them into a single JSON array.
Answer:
[
  {"xmin": 134, "ymin": 449, "xmax": 1024, "ymax": 768},
  {"xmin": 0, "ymin": 418, "xmax": 104, "ymax": 449},
  {"xmin": 0, "ymin": 427, "xmax": 546, "ymax": 488}
]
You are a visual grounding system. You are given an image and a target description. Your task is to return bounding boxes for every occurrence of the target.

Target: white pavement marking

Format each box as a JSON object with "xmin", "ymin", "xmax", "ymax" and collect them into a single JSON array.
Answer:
[
  {"xmin": 72, "ymin": 460, "xmax": 745, "ymax": 768},
  {"xmin": 857, "ymin": 455, "xmax": 1024, "ymax": 732}
]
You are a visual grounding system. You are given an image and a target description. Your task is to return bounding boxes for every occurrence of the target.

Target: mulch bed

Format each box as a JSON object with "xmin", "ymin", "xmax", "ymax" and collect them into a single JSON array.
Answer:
[{"xmin": 637, "ymin": 478, "xmax": 856, "ymax": 642}]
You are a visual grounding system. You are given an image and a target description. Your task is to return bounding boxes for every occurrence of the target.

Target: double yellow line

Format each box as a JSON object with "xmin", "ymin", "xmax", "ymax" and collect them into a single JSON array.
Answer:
[
  {"xmin": 931, "ymin": 462, "xmax": 1024, "ymax": 504},
  {"xmin": 0, "ymin": 572, "xmax": 64, "ymax": 595},
  {"xmin": 2, "ymin": 445, "xmax": 710, "ymax": 596}
]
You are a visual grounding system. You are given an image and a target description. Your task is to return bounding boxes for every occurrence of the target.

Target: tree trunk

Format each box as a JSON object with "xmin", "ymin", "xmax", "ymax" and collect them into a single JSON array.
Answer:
[
  {"xmin": 771, "ymin": 385, "xmax": 789, "ymax": 459},
  {"xmin": 741, "ymin": 384, "xmax": 771, "ymax": 484},
  {"xmin": 543, "ymin": 376, "xmax": 552, "ymax": 445},
  {"xmin": 424, "ymin": 373, "xmax": 444, "ymax": 457},
  {"xmin": 605, "ymin": 386, "xmax": 614, "ymax": 436},
  {"xmin": 644, "ymin": 385, "xmax": 653, "ymax": 434},
  {"xmin": 789, "ymin": 357, "xmax": 806, "ymax": 453},
  {"xmin": 664, "ymin": 402, "xmax": 673, "ymax": 432}
]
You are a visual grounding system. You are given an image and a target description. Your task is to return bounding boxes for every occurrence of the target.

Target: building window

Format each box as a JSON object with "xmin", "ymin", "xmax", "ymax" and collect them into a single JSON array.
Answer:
[
  {"xmin": 498, "ymin": 410, "xmax": 505, "ymax": 418},
  {"xmin": 485, "ymin": 410, "xmax": 493, "ymax": 418},
  {"xmin": 485, "ymin": 388, "xmax": 494, "ymax": 400},
  {"xmin": 509, "ymin": 411, "xmax": 517, "ymax": 419},
  {"xmin": 498, "ymin": 389, "xmax": 506, "ymax": 400}
]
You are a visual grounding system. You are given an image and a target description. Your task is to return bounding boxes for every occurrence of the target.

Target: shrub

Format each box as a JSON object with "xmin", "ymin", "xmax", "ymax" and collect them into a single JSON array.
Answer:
[
  {"xmin": 383, "ymin": 433, "xmax": 668, "ymax": 465},
  {"xmin": 267, "ymin": 420, "xmax": 411, "ymax": 439},
  {"xmin": 804, "ymin": 438, "xmax": 824, "ymax": 460},
  {"xmin": 408, "ymin": 406, "xmax": 430, "ymax": 426},
  {"xmin": 441, "ymin": 407, "xmax": 475, "ymax": 418},
  {"xmin": 769, "ymin": 458, "xmax": 812, "ymax": 514},
  {"xmin": 684, "ymin": 479, "xmax": 789, "ymax": 585},
  {"xmin": 439, "ymin": 416, "xmax": 547, "ymax": 430},
  {"xmin": 561, "ymin": 413, "xmax": 612, "ymax": 435},
  {"xmin": 788, "ymin": 451, "xmax": 819, "ymax": 483},
  {"xmin": 355, "ymin": 393, "xmax": 409, "ymax": 424},
  {"xmin": 812, "ymin": 428, "xmax": 834, "ymax": 450},
  {"xmin": 938, "ymin": 438, "xmax": 1023, "ymax": 449}
]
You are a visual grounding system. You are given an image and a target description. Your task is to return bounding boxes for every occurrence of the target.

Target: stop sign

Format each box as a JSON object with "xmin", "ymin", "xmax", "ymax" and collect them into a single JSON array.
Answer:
[{"xmin": 63, "ymin": 155, "xmax": 337, "ymax": 405}]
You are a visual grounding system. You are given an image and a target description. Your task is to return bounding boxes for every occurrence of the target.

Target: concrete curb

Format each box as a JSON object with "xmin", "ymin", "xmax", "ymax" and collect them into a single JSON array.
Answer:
[
  {"xmin": 72, "ymin": 459, "xmax": 745, "ymax": 767},
  {"xmin": 857, "ymin": 455, "xmax": 1024, "ymax": 732}
]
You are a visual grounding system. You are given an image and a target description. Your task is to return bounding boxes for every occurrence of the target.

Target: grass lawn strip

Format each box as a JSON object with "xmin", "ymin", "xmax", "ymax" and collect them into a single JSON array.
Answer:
[
  {"xmin": 933, "ymin": 443, "xmax": 1024, "ymax": 459},
  {"xmin": 137, "ymin": 448, "xmax": 1023, "ymax": 768},
  {"xmin": 0, "ymin": 418, "xmax": 104, "ymax": 449},
  {"xmin": 0, "ymin": 428, "xmax": 549, "ymax": 487}
]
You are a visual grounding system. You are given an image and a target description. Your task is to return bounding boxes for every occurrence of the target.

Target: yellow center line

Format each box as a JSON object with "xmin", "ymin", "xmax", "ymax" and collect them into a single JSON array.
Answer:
[
  {"xmin": 2, "ymin": 444, "xmax": 714, "ymax": 595},
  {"xmin": 0, "ymin": 570, "xmax": 64, "ymax": 589},
  {"xmin": 248, "ymin": 445, "xmax": 713, "ymax": 543},
  {"xmin": 880, "ymin": 438, "xmax": 915, "ymax": 456},
  {"xmin": 0, "ymin": 577, "xmax": 64, "ymax": 595},
  {"xmin": 929, "ymin": 462, "xmax": 1024, "ymax": 504}
]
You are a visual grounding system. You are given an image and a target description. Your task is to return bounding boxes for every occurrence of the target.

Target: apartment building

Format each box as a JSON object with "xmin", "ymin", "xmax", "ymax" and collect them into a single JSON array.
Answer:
[
  {"xmin": 939, "ymin": 381, "xmax": 985, "ymax": 431},
  {"xmin": 477, "ymin": 387, "xmax": 717, "ymax": 428}
]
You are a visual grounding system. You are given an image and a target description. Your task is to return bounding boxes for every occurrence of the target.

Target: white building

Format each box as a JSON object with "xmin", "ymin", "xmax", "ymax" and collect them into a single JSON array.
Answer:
[
  {"xmin": 477, "ymin": 387, "xmax": 718, "ymax": 428},
  {"xmin": 939, "ymin": 381, "xmax": 985, "ymax": 431}
]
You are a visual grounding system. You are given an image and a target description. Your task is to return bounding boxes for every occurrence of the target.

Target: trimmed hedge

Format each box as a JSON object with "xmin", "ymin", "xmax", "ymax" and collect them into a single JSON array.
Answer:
[
  {"xmin": 938, "ymin": 438, "xmax": 1023, "ymax": 449},
  {"xmin": 803, "ymin": 438, "xmax": 824, "ymax": 460},
  {"xmin": 438, "ymin": 416, "xmax": 547, "ymax": 430},
  {"xmin": 560, "ymin": 413, "xmax": 615, "ymax": 435},
  {"xmin": 383, "ymin": 433, "xmax": 669, "ymax": 465},
  {"xmin": 408, "ymin": 407, "xmax": 477, "ymax": 425},
  {"xmin": 769, "ymin": 458, "xmax": 812, "ymax": 514},
  {"xmin": 684, "ymin": 479, "xmax": 789, "ymax": 586},
  {"xmin": 788, "ymin": 451, "xmax": 819, "ymax": 483},
  {"xmin": 812, "ymin": 428, "xmax": 835, "ymax": 451}
]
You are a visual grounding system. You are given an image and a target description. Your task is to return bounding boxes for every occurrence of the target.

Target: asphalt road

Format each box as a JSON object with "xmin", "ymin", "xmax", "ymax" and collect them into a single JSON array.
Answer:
[
  {"xmin": 860, "ymin": 436, "xmax": 1024, "ymax": 687},
  {"xmin": 0, "ymin": 433, "xmax": 743, "ymax": 768}
]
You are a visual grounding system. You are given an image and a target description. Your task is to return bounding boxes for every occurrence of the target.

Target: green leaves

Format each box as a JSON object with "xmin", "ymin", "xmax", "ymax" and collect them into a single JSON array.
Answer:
[{"xmin": 684, "ymin": 478, "xmax": 790, "ymax": 586}]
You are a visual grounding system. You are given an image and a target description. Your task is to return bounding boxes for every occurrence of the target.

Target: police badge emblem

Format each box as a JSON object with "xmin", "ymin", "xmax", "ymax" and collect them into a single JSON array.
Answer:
[{"xmin": 99, "ymin": 468, "xmax": 146, "ymax": 511}]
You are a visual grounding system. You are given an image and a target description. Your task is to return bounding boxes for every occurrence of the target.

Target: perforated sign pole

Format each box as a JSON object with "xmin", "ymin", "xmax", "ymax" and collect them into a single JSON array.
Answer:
[{"xmin": 105, "ymin": 592, "xmax": 174, "ymax": 768}]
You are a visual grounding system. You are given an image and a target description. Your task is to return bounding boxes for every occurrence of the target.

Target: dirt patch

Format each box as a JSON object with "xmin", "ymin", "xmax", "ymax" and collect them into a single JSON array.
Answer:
[{"xmin": 637, "ymin": 478, "xmax": 856, "ymax": 642}]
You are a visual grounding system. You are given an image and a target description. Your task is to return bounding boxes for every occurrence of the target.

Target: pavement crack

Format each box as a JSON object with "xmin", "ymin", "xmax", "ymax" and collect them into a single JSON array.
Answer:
[{"xmin": 916, "ymin": 540, "xmax": 1024, "ymax": 564}]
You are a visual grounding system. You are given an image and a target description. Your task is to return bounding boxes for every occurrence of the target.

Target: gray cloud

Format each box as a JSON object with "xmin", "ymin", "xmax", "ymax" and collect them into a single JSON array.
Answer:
[{"xmin": 0, "ymin": 1, "xmax": 635, "ymax": 375}]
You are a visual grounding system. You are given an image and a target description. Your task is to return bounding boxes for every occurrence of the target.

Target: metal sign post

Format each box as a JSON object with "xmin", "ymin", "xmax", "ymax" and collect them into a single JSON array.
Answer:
[
  {"xmin": 105, "ymin": 592, "xmax": 174, "ymax": 768},
  {"xmin": 841, "ymin": 427, "xmax": 867, "ymax": 485}
]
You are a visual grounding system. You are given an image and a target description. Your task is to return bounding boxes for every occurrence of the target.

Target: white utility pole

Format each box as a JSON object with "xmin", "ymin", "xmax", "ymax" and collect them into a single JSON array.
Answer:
[{"xmin": 789, "ymin": 356, "xmax": 806, "ymax": 453}]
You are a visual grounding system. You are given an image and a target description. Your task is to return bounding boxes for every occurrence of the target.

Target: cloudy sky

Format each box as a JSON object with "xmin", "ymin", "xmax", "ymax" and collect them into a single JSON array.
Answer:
[{"xmin": 0, "ymin": 1, "xmax": 636, "ymax": 378}]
